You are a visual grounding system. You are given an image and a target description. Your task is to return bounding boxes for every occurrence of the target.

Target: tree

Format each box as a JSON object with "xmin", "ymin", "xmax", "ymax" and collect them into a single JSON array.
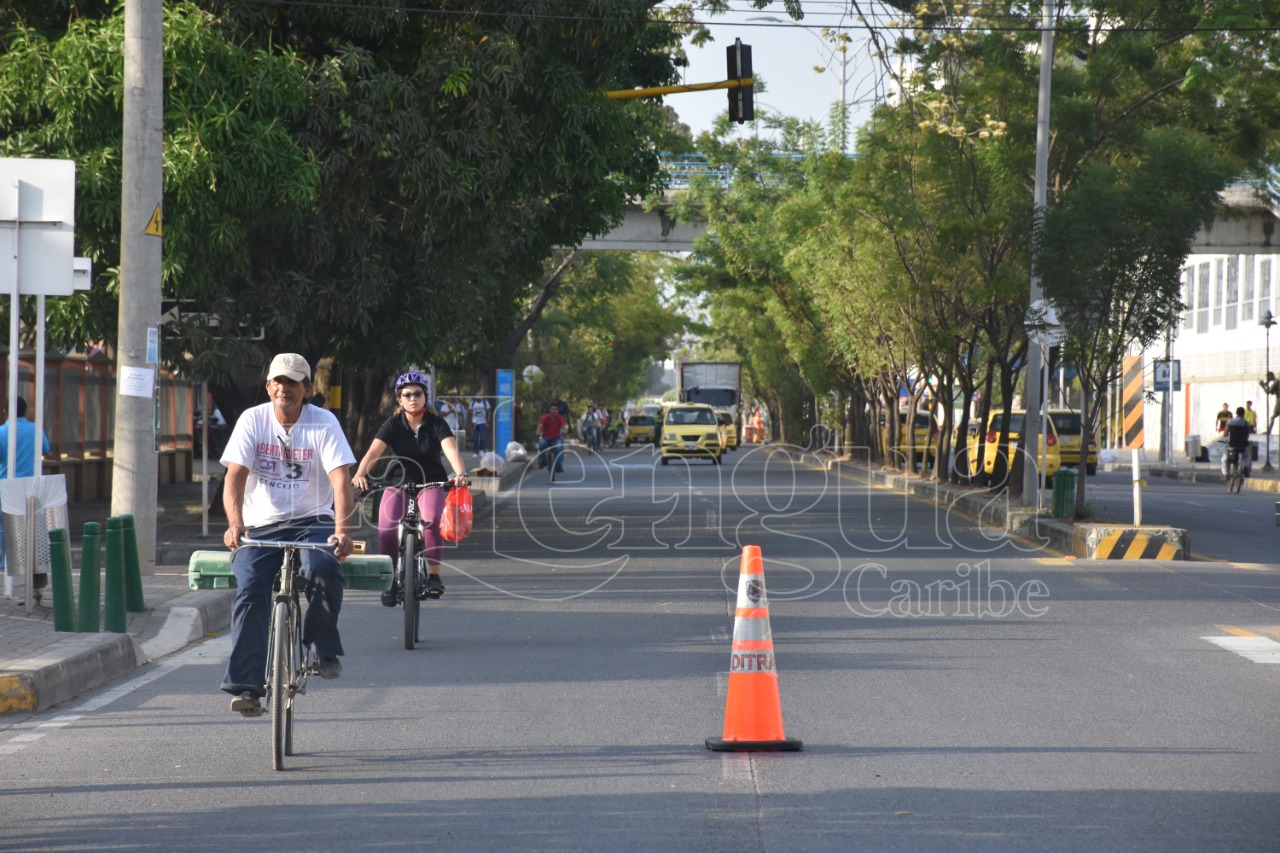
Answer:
[{"xmin": 0, "ymin": 1, "xmax": 689, "ymax": 434}]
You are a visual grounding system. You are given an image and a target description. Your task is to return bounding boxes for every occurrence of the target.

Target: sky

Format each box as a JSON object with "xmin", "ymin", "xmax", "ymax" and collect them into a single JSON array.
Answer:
[{"xmin": 664, "ymin": 4, "xmax": 897, "ymax": 142}]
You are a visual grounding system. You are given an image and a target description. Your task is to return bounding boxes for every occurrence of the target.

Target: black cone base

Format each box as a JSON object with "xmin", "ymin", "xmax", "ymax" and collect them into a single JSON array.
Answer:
[{"xmin": 705, "ymin": 737, "xmax": 803, "ymax": 752}]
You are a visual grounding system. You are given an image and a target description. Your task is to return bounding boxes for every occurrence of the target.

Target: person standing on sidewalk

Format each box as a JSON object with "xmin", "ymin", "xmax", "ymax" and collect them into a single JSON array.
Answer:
[
  {"xmin": 469, "ymin": 394, "xmax": 491, "ymax": 456},
  {"xmin": 0, "ymin": 397, "xmax": 50, "ymax": 480},
  {"xmin": 0, "ymin": 396, "xmax": 51, "ymax": 575},
  {"xmin": 219, "ymin": 353, "xmax": 356, "ymax": 717}
]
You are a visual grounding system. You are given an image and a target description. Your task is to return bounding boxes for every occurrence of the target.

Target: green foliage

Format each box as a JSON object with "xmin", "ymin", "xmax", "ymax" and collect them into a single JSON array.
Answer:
[{"xmin": 517, "ymin": 253, "xmax": 687, "ymax": 413}]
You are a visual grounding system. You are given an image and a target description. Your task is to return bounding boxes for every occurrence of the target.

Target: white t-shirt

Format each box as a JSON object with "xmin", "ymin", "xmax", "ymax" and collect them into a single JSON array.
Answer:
[
  {"xmin": 470, "ymin": 399, "xmax": 490, "ymax": 426},
  {"xmin": 438, "ymin": 400, "xmax": 460, "ymax": 430},
  {"xmin": 221, "ymin": 403, "xmax": 356, "ymax": 527}
]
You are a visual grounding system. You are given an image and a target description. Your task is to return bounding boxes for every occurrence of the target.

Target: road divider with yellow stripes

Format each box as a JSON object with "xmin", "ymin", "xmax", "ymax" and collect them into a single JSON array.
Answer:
[{"xmin": 1071, "ymin": 524, "xmax": 1188, "ymax": 560}]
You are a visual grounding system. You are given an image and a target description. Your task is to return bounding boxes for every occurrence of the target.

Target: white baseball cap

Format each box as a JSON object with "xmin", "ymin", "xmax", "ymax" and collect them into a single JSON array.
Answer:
[{"xmin": 268, "ymin": 353, "xmax": 311, "ymax": 382}]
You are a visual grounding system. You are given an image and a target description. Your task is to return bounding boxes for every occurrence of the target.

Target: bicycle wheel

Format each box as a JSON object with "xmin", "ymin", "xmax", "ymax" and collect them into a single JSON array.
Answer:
[
  {"xmin": 285, "ymin": 604, "xmax": 304, "ymax": 756},
  {"xmin": 271, "ymin": 599, "xmax": 291, "ymax": 770},
  {"xmin": 403, "ymin": 531, "xmax": 420, "ymax": 650}
]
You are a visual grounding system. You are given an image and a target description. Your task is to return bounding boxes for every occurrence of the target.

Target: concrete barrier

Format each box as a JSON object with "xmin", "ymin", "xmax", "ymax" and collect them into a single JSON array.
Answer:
[{"xmin": 1072, "ymin": 524, "xmax": 1188, "ymax": 560}]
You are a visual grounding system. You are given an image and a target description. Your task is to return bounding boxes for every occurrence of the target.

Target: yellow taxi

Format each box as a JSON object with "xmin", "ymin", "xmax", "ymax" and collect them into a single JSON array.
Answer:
[
  {"xmin": 879, "ymin": 411, "xmax": 939, "ymax": 467},
  {"xmin": 624, "ymin": 414, "xmax": 657, "ymax": 447},
  {"xmin": 1047, "ymin": 409, "xmax": 1098, "ymax": 475},
  {"xmin": 716, "ymin": 411, "xmax": 739, "ymax": 450},
  {"xmin": 659, "ymin": 403, "xmax": 723, "ymax": 465},
  {"xmin": 979, "ymin": 410, "xmax": 1061, "ymax": 485}
]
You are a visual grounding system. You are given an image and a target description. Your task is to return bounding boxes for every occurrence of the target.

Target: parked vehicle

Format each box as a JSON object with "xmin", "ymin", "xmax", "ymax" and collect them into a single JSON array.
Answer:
[
  {"xmin": 879, "ymin": 411, "xmax": 939, "ymax": 467},
  {"xmin": 1047, "ymin": 408, "xmax": 1098, "ymax": 475},
  {"xmin": 978, "ymin": 410, "xmax": 1061, "ymax": 485}
]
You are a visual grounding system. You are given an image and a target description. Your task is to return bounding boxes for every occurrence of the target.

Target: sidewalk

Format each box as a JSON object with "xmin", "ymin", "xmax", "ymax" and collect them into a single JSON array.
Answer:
[{"xmin": 0, "ymin": 462, "xmax": 525, "ymax": 716}]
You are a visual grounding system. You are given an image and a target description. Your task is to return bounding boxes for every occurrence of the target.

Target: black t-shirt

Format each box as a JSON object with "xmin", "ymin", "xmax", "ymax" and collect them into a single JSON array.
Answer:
[
  {"xmin": 373, "ymin": 411, "xmax": 454, "ymax": 483},
  {"xmin": 1225, "ymin": 418, "xmax": 1253, "ymax": 451}
]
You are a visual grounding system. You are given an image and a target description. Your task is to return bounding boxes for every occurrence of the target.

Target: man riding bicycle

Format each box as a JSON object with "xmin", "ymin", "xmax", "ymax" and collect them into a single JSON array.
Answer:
[
  {"xmin": 220, "ymin": 353, "xmax": 356, "ymax": 717},
  {"xmin": 536, "ymin": 402, "xmax": 567, "ymax": 473},
  {"xmin": 1221, "ymin": 405, "xmax": 1254, "ymax": 480}
]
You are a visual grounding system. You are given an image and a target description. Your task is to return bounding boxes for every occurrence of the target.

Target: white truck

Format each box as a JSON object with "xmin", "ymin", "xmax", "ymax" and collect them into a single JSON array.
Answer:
[{"xmin": 678, "ymin": 361, "xmax": 742, "ymax": 449}]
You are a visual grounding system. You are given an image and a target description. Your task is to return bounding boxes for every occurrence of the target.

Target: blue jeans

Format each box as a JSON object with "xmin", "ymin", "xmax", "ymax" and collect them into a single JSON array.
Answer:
[
  {"xmin": 537, "ymin": 436, "xmax": 564, "ymax": 471},
  {"xmin": 472, "ymin": 423, "xmax": 488, "ymax": 454},
  {"xmin": 220, "ymin": 517, "xmax": 344, "ymax": 698}
]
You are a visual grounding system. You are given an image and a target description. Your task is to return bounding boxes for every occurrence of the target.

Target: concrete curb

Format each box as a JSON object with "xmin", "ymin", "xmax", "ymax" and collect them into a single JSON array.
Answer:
[
  {"xmin": 0, "ymin": 589, "xmax": 234, "ymax": 715},
  {"xmin": 139, "ymin": 590, "xmax": 234, "ymax": 662},
  {"xmin": 1136, "ymin": 463, "xmax": 1280, "ymax": 493},
  {"xmin": 0, "ymin": 632, "xmax": 143, "ymax": 714},
  {"xmin": 780, "ymin": 447, "xmax": 1123, "ymax": 559}
]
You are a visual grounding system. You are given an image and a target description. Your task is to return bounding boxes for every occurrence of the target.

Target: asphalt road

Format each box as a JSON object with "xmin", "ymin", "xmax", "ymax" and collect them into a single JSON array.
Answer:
[
  {"xmin": 1, "ymin": 446, "xmax": 1278, "ymax": 852},
  {"xmin": 1080, "ymin": 467, "xmax": 1278, "ymax": 564}
]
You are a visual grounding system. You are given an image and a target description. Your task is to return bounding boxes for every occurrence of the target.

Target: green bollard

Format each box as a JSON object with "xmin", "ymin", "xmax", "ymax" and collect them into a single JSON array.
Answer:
[
  {"xmin": 47, "ymin": 528, "xmax": 77, "ymax": 632},
  {"xmin": 118, "ymin": 514, "xmax": 145, "ymax": 613},
  {"xmin": 103, "ymin": 517, "xmax": 126, "ymax": 633},
  {"xmin": 79, "ymin": 522, "xmax": 102, "ymax": 633}
]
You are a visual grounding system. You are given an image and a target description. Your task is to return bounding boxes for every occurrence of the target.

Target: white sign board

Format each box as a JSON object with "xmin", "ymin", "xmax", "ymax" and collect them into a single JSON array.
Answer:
[{"xmin": 0, "ymin": 159, "xmax": 76, "ymax": 296}]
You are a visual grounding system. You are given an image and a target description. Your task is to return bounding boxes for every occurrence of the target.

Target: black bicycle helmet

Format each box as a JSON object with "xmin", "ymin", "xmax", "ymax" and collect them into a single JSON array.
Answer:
[{"xmin": 395, "ymin": 371, "xmax": 428, "ymax": 395}]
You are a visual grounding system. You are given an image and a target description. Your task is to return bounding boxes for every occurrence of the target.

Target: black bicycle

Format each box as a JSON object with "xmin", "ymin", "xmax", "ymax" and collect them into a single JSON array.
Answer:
[
  {"xmin": 1225, "ymin": 448, "xmax": 1246, "ymax": 494},
  {"xmin": 239, "ymin": 537, "xmax": 339, "ymax": 771},
  {"xmin": 384, "ymin": 480, "xmax": 455, "ymax": 650}
]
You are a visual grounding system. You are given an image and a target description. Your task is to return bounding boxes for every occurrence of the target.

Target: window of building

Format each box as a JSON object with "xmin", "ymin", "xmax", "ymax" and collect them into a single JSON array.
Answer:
[
  {"xmin": 1244, "ymin": 258, "xmax": 1256, "ymax": 322},
  {"xmin": 1213, "ymin": 259, "xmax": 1224, "ymax": 326},
  {"xmin": 1263, "ymin": 259, "xmax": 1274, "ymax": 320},
  {"xmin": 1225, "ymin": 255, "xmax": 1239, "ymax": 330},
  {"xmin": 1197, "ymin": 262, "xmax": 1210, "ymax": 333},
  {"xmin": 1182, "ymin": 267, "xmax": 1194, "ymax": 330}
]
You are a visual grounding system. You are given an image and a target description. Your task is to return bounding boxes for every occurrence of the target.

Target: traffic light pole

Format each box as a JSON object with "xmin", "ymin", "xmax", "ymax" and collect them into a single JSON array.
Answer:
[
  {"xmin": 113, "ymin": 0, "xmax": 163, "ymax": 571},
  {"xmin": 606, "ymin": 77, "xmax": 754, "ymax": 101}
]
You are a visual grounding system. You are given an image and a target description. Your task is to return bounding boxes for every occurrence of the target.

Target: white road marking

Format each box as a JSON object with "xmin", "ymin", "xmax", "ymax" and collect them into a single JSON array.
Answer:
[
  {"xmin": 1202, "ymin": 634, "xmax": 1280, "ymax": 663},
  {"xmin": 0, "ymin": 636, "xmax": 230, "ymax": 756}
]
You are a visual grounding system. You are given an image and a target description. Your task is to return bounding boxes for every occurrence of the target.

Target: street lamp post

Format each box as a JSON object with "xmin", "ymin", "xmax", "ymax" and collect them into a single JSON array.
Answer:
[{"xmin": 1262, "ymin": 309, "xmax": 1276, "ymax": 470}]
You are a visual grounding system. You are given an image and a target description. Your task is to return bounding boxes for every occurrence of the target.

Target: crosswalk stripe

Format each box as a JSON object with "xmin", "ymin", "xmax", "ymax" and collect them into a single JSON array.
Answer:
[{"xmin": 1202, "ymin": 633, "xmax": 1280, "ymax": 663}]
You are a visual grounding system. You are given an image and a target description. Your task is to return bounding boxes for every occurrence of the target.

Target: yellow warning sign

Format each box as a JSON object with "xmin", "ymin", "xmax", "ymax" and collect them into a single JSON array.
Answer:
[{"xmin": 145, "ymin": 204, "xmax": 163, "ymax": 237}]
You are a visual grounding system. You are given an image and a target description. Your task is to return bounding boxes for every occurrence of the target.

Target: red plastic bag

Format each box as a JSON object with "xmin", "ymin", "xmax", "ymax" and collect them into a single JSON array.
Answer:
[{"xmin": 440, "ymin": 485, "xmax": 473, "ymax": 542}]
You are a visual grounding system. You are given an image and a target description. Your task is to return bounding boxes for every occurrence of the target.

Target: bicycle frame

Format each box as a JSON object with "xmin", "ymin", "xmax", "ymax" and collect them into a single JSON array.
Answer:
[
  {"xmin": 239, "ymin": 537, "xmax": 337, "ymax": 771},
  {"xmin": 376, "ymin": 479, "xmax": 452, "ymax": 650},
  {"xmin": 1225, "ymin": 448, "xmax": 1246, "ymax": 494}
]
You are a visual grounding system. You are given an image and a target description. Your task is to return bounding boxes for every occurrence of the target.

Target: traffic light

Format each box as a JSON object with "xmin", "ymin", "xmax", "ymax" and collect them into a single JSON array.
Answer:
[{"xmin": 727, "ymin": 38, "xmax": 753, "ymax": 124}]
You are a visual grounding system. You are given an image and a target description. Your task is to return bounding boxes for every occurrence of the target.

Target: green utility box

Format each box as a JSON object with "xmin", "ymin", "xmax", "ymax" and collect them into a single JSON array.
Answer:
[
  {"xmin": 188, "ymin": 550, "xmax": 393, "ymax": 591},
  {"xmin": 1051, "ymin": 468, "xmax": 1077, "ymax": 519}
]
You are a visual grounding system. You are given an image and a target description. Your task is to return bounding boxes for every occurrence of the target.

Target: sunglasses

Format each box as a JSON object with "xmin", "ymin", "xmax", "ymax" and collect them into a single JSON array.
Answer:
[{"xmin": 400, "ymin": 391, "xmax": 425, "ymax": 399}]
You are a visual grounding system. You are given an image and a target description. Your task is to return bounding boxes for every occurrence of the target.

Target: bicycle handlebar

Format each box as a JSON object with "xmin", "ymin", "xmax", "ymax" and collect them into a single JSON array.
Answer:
[
  {"xmin": 357, "ymin": 478, "xmax": 458, "ymax": 496},
  {"xmin": 238, "ymin": 537, "xmax": 341, "ymax": 555}
]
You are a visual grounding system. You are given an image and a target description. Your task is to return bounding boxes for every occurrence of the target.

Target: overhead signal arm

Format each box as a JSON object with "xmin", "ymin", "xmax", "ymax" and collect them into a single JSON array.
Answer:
[{"xmin": 606, "ymin": 39, "xmax": 753, "ymax": 125}]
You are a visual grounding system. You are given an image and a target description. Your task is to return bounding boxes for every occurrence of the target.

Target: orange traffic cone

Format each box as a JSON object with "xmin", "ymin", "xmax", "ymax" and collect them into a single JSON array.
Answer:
[{"xmin": 706, "ymin": 545, "xmax": 802, "ymax": 752}]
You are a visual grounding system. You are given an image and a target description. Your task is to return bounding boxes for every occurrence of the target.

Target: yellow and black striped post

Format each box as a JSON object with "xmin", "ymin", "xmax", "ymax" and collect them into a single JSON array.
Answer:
[{"xmin": 1122, "ymin": 356, "xmax": 1144, "ymax": 449}]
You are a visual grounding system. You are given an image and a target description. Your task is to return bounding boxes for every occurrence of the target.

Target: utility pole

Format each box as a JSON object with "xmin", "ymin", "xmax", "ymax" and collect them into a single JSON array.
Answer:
[
  {"xmin": 113, "ymin": 0, "xmax": 163, "ymax": 570},
  {"xmin": 1022, "ymin": 2, "xmax": 1054, "ymax": 504}
]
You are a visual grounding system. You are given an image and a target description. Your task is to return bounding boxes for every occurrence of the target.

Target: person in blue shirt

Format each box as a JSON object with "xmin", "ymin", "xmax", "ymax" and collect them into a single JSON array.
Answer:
[
  {"xmin": 0, "ymin": 396, "xmax": 51, "ymax": 480},
  {"xmin": 0, "ymin": 396, "xmax": 52, "ymax": 575}
]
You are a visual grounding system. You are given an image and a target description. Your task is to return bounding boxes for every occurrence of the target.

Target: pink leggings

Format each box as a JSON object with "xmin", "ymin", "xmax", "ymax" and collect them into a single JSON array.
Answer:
[{"xmin": 378, "ymin": 486, "xmax": 447, "ymax": 569}]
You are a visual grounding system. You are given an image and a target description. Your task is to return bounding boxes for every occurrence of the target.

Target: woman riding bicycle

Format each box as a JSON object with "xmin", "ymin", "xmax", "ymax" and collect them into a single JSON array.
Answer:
[{"xmin": 351, "ymin": 372, "xmax": 469, "ymax": 604}]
